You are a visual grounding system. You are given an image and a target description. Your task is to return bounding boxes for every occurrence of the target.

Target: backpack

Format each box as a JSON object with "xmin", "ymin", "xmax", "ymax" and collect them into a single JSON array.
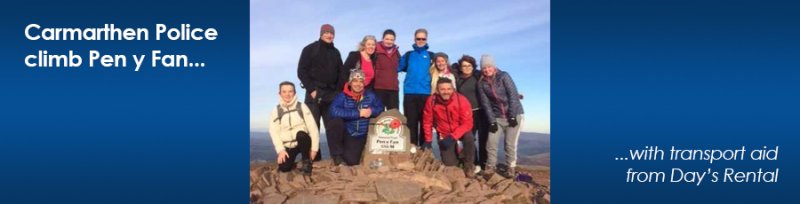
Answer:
[
  {"xmin": 274, "ymin": 103, "xmax": 304, "ymax": 123},
  {"xmin": 402, "ymin": 50, "xmax": 435, "ymax": 71}
]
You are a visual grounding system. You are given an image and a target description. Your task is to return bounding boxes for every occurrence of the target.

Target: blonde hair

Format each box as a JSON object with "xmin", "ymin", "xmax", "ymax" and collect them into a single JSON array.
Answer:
[
  {"xmin": 430, "ymin": 55, "xmax": 452, "ymax": 94},
  {"xmin": 357, "ymin": 35, "xmax": 377, "ymax": 51}
]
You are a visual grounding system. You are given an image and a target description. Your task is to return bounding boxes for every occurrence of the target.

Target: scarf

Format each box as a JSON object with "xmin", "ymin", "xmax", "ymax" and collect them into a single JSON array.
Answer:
[
  {"xmin": 343, "ymin": 82, "xmax": 363, "ymax": 101},
  {"xmin": 380, "ymin": 41, "xmax": 397, "ymax": 55}
]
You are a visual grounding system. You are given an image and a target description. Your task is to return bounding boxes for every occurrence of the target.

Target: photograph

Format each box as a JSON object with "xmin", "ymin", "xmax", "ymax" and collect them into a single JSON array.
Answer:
[{"xmin": 249, "ymin": 0, "xmax": 550, "ymax": 203}]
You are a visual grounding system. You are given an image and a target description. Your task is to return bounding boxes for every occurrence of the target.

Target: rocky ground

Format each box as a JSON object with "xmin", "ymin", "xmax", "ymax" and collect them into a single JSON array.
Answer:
[{"xmin": 250, "ymin": 150, "xmax": 550, "ymax": 204}]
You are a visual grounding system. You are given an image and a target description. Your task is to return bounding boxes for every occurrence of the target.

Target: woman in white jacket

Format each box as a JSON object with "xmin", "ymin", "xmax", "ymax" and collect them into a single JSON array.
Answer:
[
  {"xmin": 430, "ymin": 52, "xmax": 456, "ymax": 94},
  {"xmin": 269, "ymin": 81, "xmax": 319, "ymax": 175}
]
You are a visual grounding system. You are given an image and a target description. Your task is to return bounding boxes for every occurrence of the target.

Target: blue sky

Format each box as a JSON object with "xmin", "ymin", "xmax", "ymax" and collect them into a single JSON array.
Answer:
[{"xmin": 250, "ymin": 0, "xmax": 550, "ymax": 133}]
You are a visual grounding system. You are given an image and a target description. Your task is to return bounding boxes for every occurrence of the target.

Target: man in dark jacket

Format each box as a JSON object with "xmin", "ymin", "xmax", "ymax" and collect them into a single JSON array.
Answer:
[
  {"xmin": 297, "ymin": 24, "xmax": 346, "ymax": 163},
  {"xmin": 423, "ymin": 78, "xmax": 476, "ymax": 178},
  {"xmin": 477, "ymin": 54, "xmax": 524, "ymax": 178}
]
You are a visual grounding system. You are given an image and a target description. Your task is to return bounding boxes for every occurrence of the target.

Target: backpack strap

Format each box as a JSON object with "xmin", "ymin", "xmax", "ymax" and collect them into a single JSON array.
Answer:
[
  {"xmin": 295, "ymin": 102, "xmax": 304, "ymax": 121},
  {"xmin": 274, "ymin": 104, "xmax": 284, "ymax": 122},
  {"xmin": 403, "ymin": 51, "xmax": 413, "ymax": 71},
  {"xmin": 274, "ymin": 103, "xmax": 304, "ymax": 123}
]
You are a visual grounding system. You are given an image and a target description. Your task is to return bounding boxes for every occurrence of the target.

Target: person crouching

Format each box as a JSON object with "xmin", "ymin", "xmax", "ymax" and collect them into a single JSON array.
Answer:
[
  {"xmin": 269, "ymin": 81, "xmax": 319, "ymax": 175},
  {"xmin": 328, "ymin": 69, "xmax": 385, "ymax": 166},
  {"xmin": 422, "ymin": 78, "xmax": 476, "ymax": 177}
]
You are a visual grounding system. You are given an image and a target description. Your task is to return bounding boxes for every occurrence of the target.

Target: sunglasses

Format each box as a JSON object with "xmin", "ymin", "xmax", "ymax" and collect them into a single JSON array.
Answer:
[{"xmin": 415, "ymin": 38, "xmax": 427, "ymax": 41}]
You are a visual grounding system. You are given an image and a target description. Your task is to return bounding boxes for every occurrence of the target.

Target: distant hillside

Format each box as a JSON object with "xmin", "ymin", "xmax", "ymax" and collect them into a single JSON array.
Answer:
[
  {"xmin": 515, "ymin": 132, "xmax": 550, "ymax": 167},
  {"xmin": 251, "ymin": 131, "xmax": 550, "ymax": 167}
]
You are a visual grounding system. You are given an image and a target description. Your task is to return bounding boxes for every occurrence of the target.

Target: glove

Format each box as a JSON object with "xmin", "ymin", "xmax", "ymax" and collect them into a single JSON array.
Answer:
[
  {"xmin": 489, "ymin": 123, "xmax": 499, "ymax": 133},
  {"xmin": 508, "ymin": 117, "xmax": 518, "ymax": 127},
  {"xmin": 422, "ymin": 142, "xmax": 432, "ymax": 150},
  {"xmin": 440, "ymin": 136, "xmax": 455, "ymax": 151}
]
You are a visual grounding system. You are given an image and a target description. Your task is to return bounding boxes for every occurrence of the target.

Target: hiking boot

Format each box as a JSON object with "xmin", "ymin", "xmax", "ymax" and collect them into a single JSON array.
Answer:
[
  {"xmin": 332, "ymin": 155, "xmax": 344, "ymax": 166},
  {"xmin": 300, "ymin": 159, "xmax": 313, "ymax": 176},
  {"xmin": 464, "ymin": 166, "xmax": 477, "ymax": 178},
  {"xmin": 501, "ymin": 167, "xmax": 516, "ymax": 179},
  {"xmin": 482, "ymin": 166, "xmax": 496, "ymax": 176}
]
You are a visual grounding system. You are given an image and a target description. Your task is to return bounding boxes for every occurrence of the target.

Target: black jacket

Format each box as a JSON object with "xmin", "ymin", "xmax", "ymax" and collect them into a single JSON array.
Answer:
[
  {"xmin": 342, "ymin": 51, "xmax": 376, "ymax": 86},
  {"xmin": 456, "ymin": 71, "xmax": 482, "ymax": 110},
  {"xmin": 297, "ymin": 40, "xmax": 345, "ymax": 102}
]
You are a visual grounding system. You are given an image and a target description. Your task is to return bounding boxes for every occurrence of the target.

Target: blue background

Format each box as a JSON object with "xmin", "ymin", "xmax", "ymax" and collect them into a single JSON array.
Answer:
[
  {"xmin": 1, "ymin": 0, "xmax": 799, "ymax": 203},
  {"xmin": 553, "ymin": 0, "xmax": 799, "ymax": 203},
  {"xmin": 0, "ymin": 0, "xmax": 248, "ymax": 203}
]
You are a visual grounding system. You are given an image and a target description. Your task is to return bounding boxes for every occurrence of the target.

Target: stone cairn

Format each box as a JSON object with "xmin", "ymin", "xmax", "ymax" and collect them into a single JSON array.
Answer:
[{"xmin": 250, "ymin": 149, "xmax": 551, "ymax": 204}]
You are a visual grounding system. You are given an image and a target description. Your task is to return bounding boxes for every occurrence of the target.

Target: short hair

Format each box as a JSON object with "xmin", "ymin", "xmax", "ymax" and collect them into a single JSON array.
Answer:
[
  {"xmin": 358, "ymin": 35, "xmax": 377, "ymax": 51},
  {"xmin": 414, "ymin": 28, "xmax": 428, "ymax": 36},
  {"xmin": 278, "ymin": 81, "xmax": 295, "ymax": 92},
  {"xmin": 382, "ymin": 29, "xmax": 396, "ymax": 38},
  {"xmin": 436, "ymin": 77, "xmax": 453, "ymax": 86},
  {"xmin": 458, "ymin": 55, "xmax": 477, "ymax": 69}
]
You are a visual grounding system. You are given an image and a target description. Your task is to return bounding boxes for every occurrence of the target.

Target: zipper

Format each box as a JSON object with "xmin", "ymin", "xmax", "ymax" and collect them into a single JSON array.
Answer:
[
  {"xmin": 446, "ymin": 99, "xmax": 454, "ymax": 135},
  {"xmin": 487, "ymin": 77, "xmax": 507, "ymax": 119},
  {"xmin": 439, "ymin": 96, "xmax": 459, "ymax": 138},
  {"xmin": 355, "ymin": 97, "xmax": 363, "ymax": 134}
]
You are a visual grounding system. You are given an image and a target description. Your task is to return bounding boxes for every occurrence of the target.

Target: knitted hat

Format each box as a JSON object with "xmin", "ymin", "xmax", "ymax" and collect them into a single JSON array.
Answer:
[
  {"xmin": 349, "ymin": 69, "xmax": 365, "ymax": 82},
  {"xmin": 320, "ymin": 24, "xmax": 335, "ymax": 36},
  {"xmin": 480, "ymin": 54, "xmax": 496, "ymax": 68}
]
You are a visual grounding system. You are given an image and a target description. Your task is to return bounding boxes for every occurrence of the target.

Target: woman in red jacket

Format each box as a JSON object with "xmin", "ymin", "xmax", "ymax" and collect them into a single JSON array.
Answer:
[{"xmin": 372, "ymin": 29, "xmax": 401, "ymax": 110}]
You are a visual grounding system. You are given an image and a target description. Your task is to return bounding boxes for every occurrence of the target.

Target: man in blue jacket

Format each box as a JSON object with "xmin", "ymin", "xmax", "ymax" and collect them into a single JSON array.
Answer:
[
  {"xmin": 398, "ymin": 28, "xmax": 434, "ymax": 147},
  {"xmin": 328, "ymin": 69, "xmax": 385, "ymax": 166}
]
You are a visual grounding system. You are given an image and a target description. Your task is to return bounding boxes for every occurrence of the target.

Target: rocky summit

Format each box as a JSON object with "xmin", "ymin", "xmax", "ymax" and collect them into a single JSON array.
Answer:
[{"xmin": 250, "ymin": 150, "xmax": 550, "ymax": 204}]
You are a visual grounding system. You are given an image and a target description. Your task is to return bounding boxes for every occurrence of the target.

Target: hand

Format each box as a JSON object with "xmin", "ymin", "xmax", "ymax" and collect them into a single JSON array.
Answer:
[
  {"xmin": 310, "ymin": 90, "xmax": 317, "ymax": 99},
  {"xmin": 422, "ymin": 142, "xmax": 432, "ymax": 150},
  {"xmin": 310, "ymin": 151, "xmax": 317, "ymax": 161},
  {"xmin": 508, "ymin": 117, "xmax": 518, "ymax": 127},
  {"xmin": 490, "ymin": 123, "xmax": 499, "ymax": 133},
  {"xmin": 359, "ymin": 108, "xmax": 372, "ymax": 118},
  {"xmin": 277, "ymin": 151, "xmax": 289, "ymax": 164}
]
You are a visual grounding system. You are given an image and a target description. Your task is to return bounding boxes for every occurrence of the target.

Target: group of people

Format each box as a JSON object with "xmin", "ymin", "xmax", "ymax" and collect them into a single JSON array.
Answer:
[{"xmin": 268, "ymin": 24, "xmax": 524, "ymax": 179}]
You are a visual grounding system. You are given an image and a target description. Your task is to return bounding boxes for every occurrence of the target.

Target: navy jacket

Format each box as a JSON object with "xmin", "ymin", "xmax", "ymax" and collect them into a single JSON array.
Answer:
[
  {"xmin": 329, "ymin": 86, "xmax": 385, "ymax": 138},
  {"xmin": 478, "ymin": 69, "xmax": 524, "ymax": 123}
]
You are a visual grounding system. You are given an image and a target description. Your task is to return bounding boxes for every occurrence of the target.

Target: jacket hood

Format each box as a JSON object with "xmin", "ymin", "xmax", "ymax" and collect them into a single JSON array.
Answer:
[
  {"xmin": 460, "ymin": 70, "xmax": 481, "ymax": 79},
  {"xmin": 343, "ymin": 82, "xmax": 363, "ymax": 101},
  {"xmin": 376, "ymin": 41, "xmax": 398, "ymax": 55},
  {"xmin": 481, "ymin": 68, "xmax": 507, "ymax": 81},
  {"xmin": 412, "ymin": 43, "xmax": 429, "ymax": 52},
  {"xmin": 434, "ymin": 92, "xmax": 459, "ymax": 105},
  {"xmin": 318, "ymin": 40, "xmax": 335, "ymax": 48},
  {"xmin": 279, "ymin": 94, "xmax": 299, "ymax": 109}
]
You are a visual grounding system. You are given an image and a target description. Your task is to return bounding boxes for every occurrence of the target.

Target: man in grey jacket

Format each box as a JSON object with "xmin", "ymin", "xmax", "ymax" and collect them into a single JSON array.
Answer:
[{"xmin": 477, "ymin": 54, "xmax": 524, "ymax": 178}]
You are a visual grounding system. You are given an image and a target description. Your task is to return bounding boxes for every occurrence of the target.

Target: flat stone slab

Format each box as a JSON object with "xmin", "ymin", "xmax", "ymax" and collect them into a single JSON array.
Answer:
[
  {"xmin": 342, "ymin": 192, "xmax": 378, "ymax": 203},
  {"xmin": 375, "ymin": 179, "xmax": 423, "ymax": 203}
]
